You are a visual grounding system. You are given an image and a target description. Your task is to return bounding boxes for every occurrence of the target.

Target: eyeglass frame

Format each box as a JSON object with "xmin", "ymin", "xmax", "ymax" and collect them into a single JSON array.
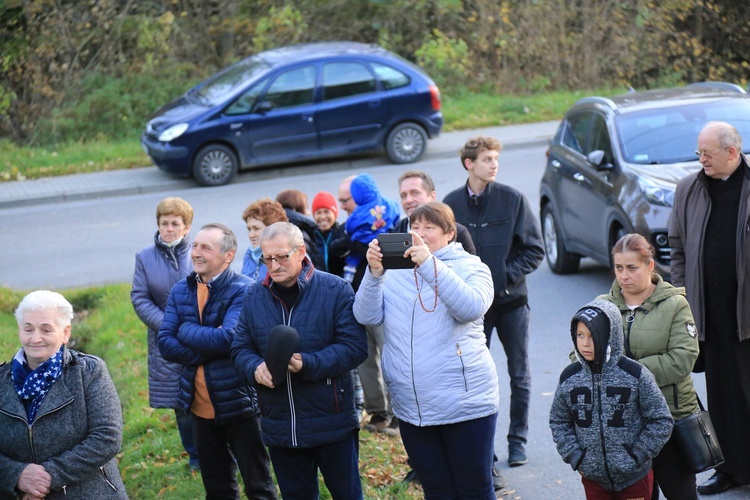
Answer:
[
  {"xmin": 259, "ymin": 246, "xmax": 299, "ymax": 266},
  {"xmin": 338, "ymin": 196, "xmax": 352, "ymax": 204},
  {"xmin": 695, "ymin": 146, "xmax": 731, "ymax": 160}
]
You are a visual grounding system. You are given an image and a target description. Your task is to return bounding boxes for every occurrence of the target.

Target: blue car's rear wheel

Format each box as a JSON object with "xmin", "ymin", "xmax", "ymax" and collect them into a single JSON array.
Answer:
[{"xmin": 386, "ymin": 123, "xmax": 427, "ymax": 164}]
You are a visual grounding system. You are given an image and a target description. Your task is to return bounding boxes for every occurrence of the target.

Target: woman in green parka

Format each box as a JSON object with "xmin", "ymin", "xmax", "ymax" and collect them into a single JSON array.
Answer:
[{"xmin": 598, "ymin": 233, "xmax": 700, "ymax": 500}]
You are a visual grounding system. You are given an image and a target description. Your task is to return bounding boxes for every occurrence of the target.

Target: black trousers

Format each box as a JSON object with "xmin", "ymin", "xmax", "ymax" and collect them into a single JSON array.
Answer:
[
  {"xmin": 651, "ymin": 431, "xmax": 696, "ymax": 500},
  {"xmin": 192, "ymin": 414, "xmax": 276, "ymax": 500}
]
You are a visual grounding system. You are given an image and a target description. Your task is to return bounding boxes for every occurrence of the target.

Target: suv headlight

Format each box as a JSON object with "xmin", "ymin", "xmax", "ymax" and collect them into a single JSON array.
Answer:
[
  {"xmin": 638, "ymin": 177, "xmax": 674, "ymax": 207},
  {"xmin": 158, "ymin": 123, "xmax": 189, "ymax": 142}
]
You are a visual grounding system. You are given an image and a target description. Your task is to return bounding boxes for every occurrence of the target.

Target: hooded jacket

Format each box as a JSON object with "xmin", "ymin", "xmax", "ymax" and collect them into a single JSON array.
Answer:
[
  {"xmin": 353, "ymin": 243, "xmax": 498, "ymax": 426},
  {"xmin": 345, "ymin": 173, "xmax": 400, "ymax": 244},
  {"xmin": 599, "ymin": 274, "xmax": 699, "ymax": 420},
  {"xmin": 550, "ymin": 300, "xmax": 673, "ymax": 492},
  {"xmin": 0, "ymin": 349, "xmax": 127, "ymax": 499},
  {"xmin": 231, "ymin": 258, "xmax": 367, "ymax": 448},
  {"xmin": 131, "ymin": 231, "xmax": 192, "ymax": 408}
]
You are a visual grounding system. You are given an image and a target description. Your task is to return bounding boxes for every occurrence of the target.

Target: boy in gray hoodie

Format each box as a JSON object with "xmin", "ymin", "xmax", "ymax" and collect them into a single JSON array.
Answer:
[{"xmin": 549, "ymin": 300, "xmax": 673, "ymax": 499}]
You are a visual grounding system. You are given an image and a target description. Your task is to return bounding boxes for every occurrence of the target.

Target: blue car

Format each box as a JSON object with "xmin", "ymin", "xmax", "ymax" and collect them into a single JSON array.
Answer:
[{"xmin": 141, "ymin": 41, "xmax": 443, "ymax": 186}]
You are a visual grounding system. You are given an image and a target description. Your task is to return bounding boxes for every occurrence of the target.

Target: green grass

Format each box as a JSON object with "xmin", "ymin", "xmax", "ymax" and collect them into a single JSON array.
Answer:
[
  {"xmin": 0, "ymin": 138, "xmax": 151, "ymax": 181},
  {"xmin": 0, "ymin": 88, "xmax": 628, "ymax": 182},
  {"xmin": 0, "ymin": 285, "xmax": 422, "ymax": 499}
]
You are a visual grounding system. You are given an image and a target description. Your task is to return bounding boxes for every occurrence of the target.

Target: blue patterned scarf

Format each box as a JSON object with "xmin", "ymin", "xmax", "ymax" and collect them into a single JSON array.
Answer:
[{"xmin": 11, "ymin": 346, "xmax": 64, "ymax": 424}]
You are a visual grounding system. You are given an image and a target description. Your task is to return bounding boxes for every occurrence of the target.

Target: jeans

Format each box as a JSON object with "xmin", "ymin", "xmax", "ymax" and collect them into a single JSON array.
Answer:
[
  {"xmin": 174, "ymin": 408, "xmax": 199, "ymax": 467},
  {"xmin": 192, "ymin": 414, "xmax": 276, "ymax": 500},
  {"xmin": 268, "ymin": 430, "xmax": 363, "ymax": 500},
  {"xmin": 484, "ymin": 303, "xmax": 531, "ymax": 448},
  {"xmin": 399, "ymin": 413, "xmax": 498, "ymax": 500}
]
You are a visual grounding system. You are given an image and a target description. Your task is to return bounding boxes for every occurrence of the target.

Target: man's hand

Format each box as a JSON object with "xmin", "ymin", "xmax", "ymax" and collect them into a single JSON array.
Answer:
[
  {"xmin": 366, "ymin": 239, "xmax": 385, "ymax": 277},
  {"xmin": 254, "ymin": 361, "xmax": 275, "ymax": 388},
  {"xmin": 17, "ymin": 464, "xmax": 51, "ymax": 498},
  {"xmin": 288, "ymin": 353, "xmax": 303, "ymax": 373}
]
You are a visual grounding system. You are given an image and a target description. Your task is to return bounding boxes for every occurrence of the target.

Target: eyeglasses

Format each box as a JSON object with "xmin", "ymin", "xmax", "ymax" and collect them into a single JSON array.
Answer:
[
  {"xmin": 338, "ymin": 196, "xmax": 352, "ymax": 204},
  {"xmin": 695, "ymin": 146, "xmax": 730, "ymax": 160},
  {"xmin": 260, "ymin": 246, "xmax": 298, "ymax": 266}
]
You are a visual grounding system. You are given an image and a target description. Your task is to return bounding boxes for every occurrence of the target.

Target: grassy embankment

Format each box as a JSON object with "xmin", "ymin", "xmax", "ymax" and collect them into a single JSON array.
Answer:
[
  {"xmin": 0, "ymin": 285, "xmax": 420, "ymax": 499},
  {"xmin": 0, "ymin": 88, "xmax": 625, "ymax": 181}
]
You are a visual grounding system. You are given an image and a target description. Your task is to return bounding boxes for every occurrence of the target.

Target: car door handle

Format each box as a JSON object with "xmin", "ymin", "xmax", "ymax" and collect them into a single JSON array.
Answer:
[
  {"xmin": 369, "ymin": 99, "xmax": 382, "ymax": 108},
  {"xmin": 573, "ymin": 173, "xmax": 585, "ymax": 182},
  {"xmin": 229, "ymin": 123, "xmax": 243, "ymax": 130},
  {"xmin": 551, "ymin": 160, "xmax": 561, "ymax": 168},
  {"xmin": 302, "ymin": 113, "xmax": 314, "ymax": 123}
]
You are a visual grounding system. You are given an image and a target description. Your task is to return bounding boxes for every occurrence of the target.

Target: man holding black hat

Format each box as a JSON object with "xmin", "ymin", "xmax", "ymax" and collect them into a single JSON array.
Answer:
[{"xmin": 232, "ymin": 222, "xmax": 367, "ymax": 499}]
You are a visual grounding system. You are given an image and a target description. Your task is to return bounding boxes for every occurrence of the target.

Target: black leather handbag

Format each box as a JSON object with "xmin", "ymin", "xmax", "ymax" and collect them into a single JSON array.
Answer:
[{"xmin": 673, "ymin": 397, "xmax": 724, "ymax": 473}]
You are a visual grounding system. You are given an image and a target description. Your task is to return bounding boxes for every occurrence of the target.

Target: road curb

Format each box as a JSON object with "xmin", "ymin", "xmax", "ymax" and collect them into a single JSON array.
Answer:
[{"xmin": 0, "ymin": 130, "xmax": 554, "ymax": 210}]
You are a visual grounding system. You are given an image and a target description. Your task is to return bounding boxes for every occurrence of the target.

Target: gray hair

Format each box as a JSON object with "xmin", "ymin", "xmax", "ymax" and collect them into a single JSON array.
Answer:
[
  {"xmin": 260, "ymin": 222, "xmax": 305, "ymax": 248},
  {"xmin": 200, "ymin": 223, "xmax": 237, "ymax": 254},
  {"xmin": 704, "ymin": 121, "xmax": 743, "ymax": 150},
  {"xmin": 15, "ymin": 290, "xmax": 74, "ymax": 328}
]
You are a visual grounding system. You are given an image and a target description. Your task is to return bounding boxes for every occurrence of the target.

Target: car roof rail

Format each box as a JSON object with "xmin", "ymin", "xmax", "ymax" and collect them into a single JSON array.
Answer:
[
  {"xmin": 686, "ymin": 81, "xmax": 747, "ymax": 94},
  {"xmin": 575, "ymin": 96, "xmax": 618, "ymax": 110}
]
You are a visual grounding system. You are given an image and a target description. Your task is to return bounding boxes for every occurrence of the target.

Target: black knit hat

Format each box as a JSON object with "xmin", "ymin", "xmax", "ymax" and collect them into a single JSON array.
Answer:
[{"xmin": 571, "ymin": 306, "xmax": 611, "ymax": 372}]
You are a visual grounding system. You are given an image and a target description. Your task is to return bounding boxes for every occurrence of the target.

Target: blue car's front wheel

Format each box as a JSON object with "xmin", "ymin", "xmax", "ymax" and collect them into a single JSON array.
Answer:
[{"xmin": 193, "ymin": 144, "xmax": 238, "ymax": 186}]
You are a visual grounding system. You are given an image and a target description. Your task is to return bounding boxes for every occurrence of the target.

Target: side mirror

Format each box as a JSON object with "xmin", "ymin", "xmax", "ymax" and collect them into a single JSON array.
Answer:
[
  {"xmin": 253, "ymin": 101, "xmax": 273, "ymax": 114},
  {"xmin": 587, "ymin": 150, "xmax": 614, "ymax": 171}
]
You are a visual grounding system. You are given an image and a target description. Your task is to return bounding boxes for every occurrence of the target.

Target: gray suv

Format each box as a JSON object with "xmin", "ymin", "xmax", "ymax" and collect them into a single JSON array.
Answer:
[{"xmin": 539, "ymin": 82, "xmax": 750, "ymax": 277}]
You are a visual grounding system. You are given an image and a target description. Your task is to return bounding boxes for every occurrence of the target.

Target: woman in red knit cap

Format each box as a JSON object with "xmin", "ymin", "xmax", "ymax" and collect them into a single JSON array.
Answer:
[{"xmin": 310, "ymin": 191, "xmax": 348, "ymax": 277}]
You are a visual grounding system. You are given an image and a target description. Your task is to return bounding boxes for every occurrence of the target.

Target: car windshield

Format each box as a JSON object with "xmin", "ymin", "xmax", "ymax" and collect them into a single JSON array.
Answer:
[
  {"xmin": 616, "ymin": 99, "xmax": 750, "ymax": 164},
  {"xmin": 188, "ymin": 58, "xmax": 270, "ymax": 106}
]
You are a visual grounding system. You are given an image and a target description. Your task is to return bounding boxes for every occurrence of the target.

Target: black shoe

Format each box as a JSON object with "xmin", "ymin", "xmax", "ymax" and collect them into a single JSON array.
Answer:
[
  {"xmin": 508, "ymin": 445, "xmax": 528, "ymax": 467},
  {"xmin": 363, "ymin": 414, "xmax": 389, "ymax": 433},
  {"xmin": 492, "ymin": 466, "xmax": 507, "ymax": 491},
  {"xmin": 697, "ymin": 472, "xmax": 739, "ymax": 495},
  {"xmin": 403, "ymin": 468, "xmax": 421, "ymax": 484}
]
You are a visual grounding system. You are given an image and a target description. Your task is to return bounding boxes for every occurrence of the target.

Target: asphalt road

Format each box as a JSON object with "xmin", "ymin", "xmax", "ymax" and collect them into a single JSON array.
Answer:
[{"xmin": 1, "ymin": 144, "xmax": 744, "ymax": 499}]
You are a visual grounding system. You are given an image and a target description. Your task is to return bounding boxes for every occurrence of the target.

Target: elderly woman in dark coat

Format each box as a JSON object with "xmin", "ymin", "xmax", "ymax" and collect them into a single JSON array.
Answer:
[
  {"xmin": 0, "ymin": 290, "xmax": 127, "ymax": 499},
  {"xmin": 131, "ymin": 196, "xmax": 198, "ymax": 469}
]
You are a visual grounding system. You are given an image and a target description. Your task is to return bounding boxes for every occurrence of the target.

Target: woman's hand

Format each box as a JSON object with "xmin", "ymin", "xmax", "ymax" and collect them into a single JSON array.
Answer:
[
  {"xmin": 366, "ymin": 239, "xmax": 385, "ymax": 277},
  {"xmin": 17, "ymin": 464, "xmax": 51, "ymax": 498},
  {"xmin": 405, "ymin": 231, "xmax": 431, "ymax": 267}
]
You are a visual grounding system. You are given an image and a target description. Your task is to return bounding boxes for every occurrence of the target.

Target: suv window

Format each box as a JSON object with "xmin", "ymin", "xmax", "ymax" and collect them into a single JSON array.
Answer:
[
  {"xmin": 588, "ymin": 115, "xmax": 613, "ymax": 163},
  {"xmin": 561, "ymin": 113, "xmax": 592, "ymax": 154},
  {"xmin": 322, "ymin": 62, "xmax": 376, "ymax": 101},
  {"xmin": 371, "ymin": 62, "xmax": 410, "ymax": 90},
  {"xmin": 264, "ymin": 66, "xmax": 315, "ymax": 109}
]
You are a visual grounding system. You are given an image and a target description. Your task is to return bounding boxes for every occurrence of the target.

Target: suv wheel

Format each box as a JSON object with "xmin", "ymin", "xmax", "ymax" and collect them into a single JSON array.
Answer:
[
  {"xmin": 542, "ymin": 205, "xmax": 580, "ymax": 274},
  {"xmin": 386, "ymin": 123, "xmax": 427, "ymax": 164},
  {"xmin": 193, "ymin": 144, "xmax": 238, "ymax": 186}
]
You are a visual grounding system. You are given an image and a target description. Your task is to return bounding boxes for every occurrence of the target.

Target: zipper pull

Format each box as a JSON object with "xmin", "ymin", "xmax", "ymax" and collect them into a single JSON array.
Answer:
[{"xmin": 456, "ymin": 343, "xmax": 462, "ymax": 356}]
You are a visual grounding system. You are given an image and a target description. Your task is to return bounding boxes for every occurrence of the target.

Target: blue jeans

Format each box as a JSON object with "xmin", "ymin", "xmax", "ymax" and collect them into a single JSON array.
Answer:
[
  {"xmin": 268, "ymin": 430, "xmax": 362, "ymax": 500},
  {"xmin": 484, "ymin": 303, "xmax": 531, "ymax": 448},
  {"xmin": 174, "ymin": 408, "xmax": 199, "ymax": 467},
  {"xmin": 399, "ymin": 413, "xmax": 498, "ymax": 500}
]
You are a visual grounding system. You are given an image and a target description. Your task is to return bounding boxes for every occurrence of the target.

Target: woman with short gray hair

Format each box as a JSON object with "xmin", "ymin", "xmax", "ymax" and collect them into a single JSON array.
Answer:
[{"xmin": 0, "ymin": 290, "xmax": 127, "ymax": 499}]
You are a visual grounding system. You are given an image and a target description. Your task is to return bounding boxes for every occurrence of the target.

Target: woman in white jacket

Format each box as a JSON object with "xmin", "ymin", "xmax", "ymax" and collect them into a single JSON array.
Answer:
[{"xmin": 354, "ymin": 201, "xmax": 498, "ymax": 500}]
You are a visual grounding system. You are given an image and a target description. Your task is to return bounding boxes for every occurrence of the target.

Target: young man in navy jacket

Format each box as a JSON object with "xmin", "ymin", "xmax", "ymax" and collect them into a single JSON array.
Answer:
[{"xmin": 444, "ymin": 136, "xmax": 544, "ymax": 476}]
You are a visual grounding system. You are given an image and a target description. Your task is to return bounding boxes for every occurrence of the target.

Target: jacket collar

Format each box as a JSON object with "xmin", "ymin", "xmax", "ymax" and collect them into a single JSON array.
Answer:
[
  {"xmin": 263, "ymin": 256, "xmax": 315, "ymax": 292},
  {"xmin": 187, "ymin": 267, "xmax": 236, "ymax": 290}
]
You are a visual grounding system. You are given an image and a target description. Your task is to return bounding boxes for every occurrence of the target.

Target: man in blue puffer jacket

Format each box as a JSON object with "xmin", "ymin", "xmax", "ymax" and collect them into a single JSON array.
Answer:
[
  {"xmin": 158, "ymin": 223, "xmax": 276, "ymax": 500},
  {"xmin": 232, "ymin": 222, "xmax": 367, "ymax": 500}
]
